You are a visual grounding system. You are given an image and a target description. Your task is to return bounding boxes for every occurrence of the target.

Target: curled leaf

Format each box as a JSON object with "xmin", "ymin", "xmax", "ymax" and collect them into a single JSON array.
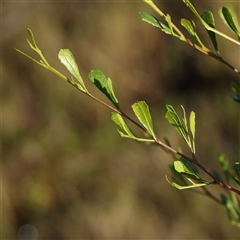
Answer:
[{"xmin": 88, "ymin": 70, "xmax": 119, "ymax": 109}]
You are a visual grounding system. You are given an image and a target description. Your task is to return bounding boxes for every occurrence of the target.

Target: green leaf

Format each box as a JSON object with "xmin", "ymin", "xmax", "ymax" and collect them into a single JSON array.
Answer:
[
  {"xmin": 189, "ymin": 111, "xmax": 195, "ymax": 140},
  {"xmin": 181, "ymin": 105, "xmax": 188, "ymax": 132},
  {"xmin": 111, "ymin": 112, "xmax": 155, "ymax": 143},
  {"xmin": 132, "ymin": 101, "xmax": 156, "ymax": 139},
  {"xmin": 139, "ymin": 11, "xmax": 172, "ymax": 35},
  {"xmin": 201, "ymin": 11, "xmax": 220, "ymax": 55},
  {"xmin": 166, "ymin": 14, "xmax": 174, "ymax": 35},
  {"xmin": 15, "ymin": 28, "xmax": 46, "ymax": 67},
  {"xmin": 233, "ymin": 162, "xmax": 240, "ymax": 179},
  {"xmin": 183, "ymin": 0, "xmax": 200, "ymax": 18},
  {"xmin": 58, "ymin": 49, "xmax": 87, "ymax": 93},
  {"xmin": 26, "ymin": 28, "xmax": 38, "ymax": 49},
  {"xmin": 165, "ymin": 105, "xmax": 188, "ymax": 143},
  {"xmin": 166, "ymin": 176, "xmax": 209, "ymax": 190},
  {"xmin": 183, "ymin": 0, "xmax": 212, "ymax": 30},
  {"xmin": 88, "ymin": 70, "xmax": 119, "ymax": 109},
  {"xmin": 222, "ymin": 7, "xmax": 240, "ymax": 40},
  {"xmin": 111, "ymin": 112, "xmax": 135, "ymax": 138},
  {"xmin": 15, "ymin": 48, "xmax": 44, "ymax": 67},
  {"xmin": 174, "ymin": 158, "xmax": 200, "ymax": 181},
  {"xmin": 189, "ymin": 111, "xmax": 196, "ymax": 154},
  {"xmin": 180, "ymin": 19, "xmax": 207, "ymax": 49},
  {"xmin": 221, "ymin": 194, "xmax": 240, "ymax": 220},
  {"xmin": 169, "ymin": 163, "xmax": 188, "ymax": 185},
  {"xmin": 181, "ymin": 18, "xmax": 195, "ymax": 36},
  {"xmin": 218, "ymin": 154, "xmax": 229, "ymax": 171}
]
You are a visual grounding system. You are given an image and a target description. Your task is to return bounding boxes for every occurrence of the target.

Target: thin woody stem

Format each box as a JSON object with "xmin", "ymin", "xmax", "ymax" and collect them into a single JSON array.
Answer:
[{"xmin": 184, "ymin": 39, "xmax": 240, "ymax": 74}]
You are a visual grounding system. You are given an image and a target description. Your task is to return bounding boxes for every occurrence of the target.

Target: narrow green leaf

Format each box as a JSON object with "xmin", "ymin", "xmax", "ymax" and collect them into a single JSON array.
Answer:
[
  {"xmin": 222, "ymin": 7, "xmax": 240, "ymax": 40},
  {"xmin": 189, "ymin": 111, "xmax": 195, "ymax": 139},
  {"xmin": 218, "ymin": 153, "xmax": 229, "ymax": 171},
  {"xmin": 165, "ymin": 105, "xmax": 188, "ymax": 143},
  {"xmin": 111, "ymin": 112, "xmax": 155, "ymax": 142},
  {"xmin": 166, "ymin": 14, "xmax": 174, "ymax": 35},
  {"xmin": 58, "ymin": 49, "xmax": 87, "ymax": 93},
  {"xmin": 169, "ymin": 164, "xmax": 188, "ymax": 185},
  {"xmin": 132, "ymin": 101, "xmax": 156, "ymax": 139},
  {"xmin": 233, "ymin": 162, "xmax": 240, "ymax": 179},
  {"xmin": 221, "ymin": 194, "xmax": 240, "ymax": 220},
  {"xmin": 183, "ymin": 0, "xmax": 199, "ymax": 17},
  {"xmin": 166, "ymin": 176, "xmax": 208, "ymax": 190},
  {"xmin": 181, "ymin": 18, "xmax": 195, "ymax": 36},
  {"xmin": 27, "ymin": 28, "xmax": 37, "ymax": 48},
  {"xmin": 111, "ymin": 112, "xmax": 135, "ymax": 138},
  {"xmin": 15, "ymin": 48, "xmax": 44, "ymax": 67},
  {"xmin": 181, "ymin": 105, "xmax": 188, "ymax": 133},
  {"xmin": 180, "ymin": 19, "xmax": 207, "ymax": 49},
  {"xmin": 189, "ymin": 111, "xmax": 195, "ymax": 153},
  {"xmin": 139, "ymin": 11, "xmax": 172, "ymax": 35},
  {"xmin": 88, "ymin": 70, "xmax": 119, "ymax": 108},
  {"xmin": 201, "ymin": 11, "xmax": 220, "ymax": 55},
  {"xmin": 183, "ymin": 0, "xmax": 211, "ymax": 30},
  {"xmin": 174, "ymin": 158, "xmax": 200, "ymax": 181}
]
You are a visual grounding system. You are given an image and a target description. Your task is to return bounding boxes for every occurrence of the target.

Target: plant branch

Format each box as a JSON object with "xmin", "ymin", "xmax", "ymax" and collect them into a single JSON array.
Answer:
[
  {"xmin": 87, "ymin": 87, "xmax": 240, "ymax": 195},
  {"xmin": 143, "ymin": 0, "xmax": 240, "ymax": 75},
  {"xmin": 87, "ymin": 91, "xmax": 240, "ymax": 195},
  {"xmin": 176, "ymin": 152, "xmax": 240, "ymax": 195}
]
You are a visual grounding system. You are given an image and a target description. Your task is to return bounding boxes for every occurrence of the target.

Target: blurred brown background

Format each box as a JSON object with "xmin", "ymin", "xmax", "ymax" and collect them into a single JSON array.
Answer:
[{"xmin": 2, "ymin": 0, "xmax": 240, "ymax": 239}]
